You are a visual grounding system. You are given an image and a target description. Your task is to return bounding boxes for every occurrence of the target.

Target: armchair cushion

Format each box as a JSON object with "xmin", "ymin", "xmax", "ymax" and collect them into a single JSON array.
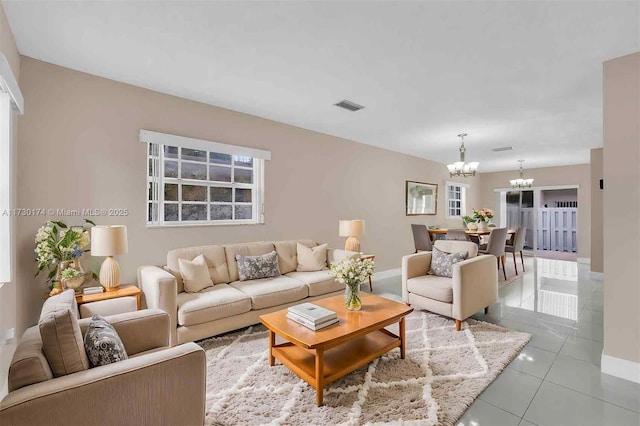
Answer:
[
  {"xmin": 38, "ymin": 290, "xmax": 89, "ymax": 378},
  {"xmin": 406, "ymin": 275, "xmax": 453, "ymax": 303},
  {"xmin": 429, "ymin": 247, "xmax": 468, "ymax": 278},
  {"xmin": 84, "ymin": 315, "xmax": 128, "ymax": 367}
]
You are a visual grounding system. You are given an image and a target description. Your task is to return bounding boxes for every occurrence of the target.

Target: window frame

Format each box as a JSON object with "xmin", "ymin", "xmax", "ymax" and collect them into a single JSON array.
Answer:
[{"xmin": 445, "ymin": 181, "xmax": 468, "ymax": 219}]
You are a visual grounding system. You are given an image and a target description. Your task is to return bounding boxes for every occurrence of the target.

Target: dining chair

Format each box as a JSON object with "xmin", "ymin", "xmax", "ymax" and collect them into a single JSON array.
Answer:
[
  {"xmin": 478, "ymin": 227, "xmax": 508, "ymax": 280},
  {"xmin": 411, "ymin": 224, "xmax": 432, "ymax": 252},
  {"xmin": 505, "ymin": 226, "xmax": 526, "ymax": 275},
  {"xmin": 446, "ymin": 229, "xmax": 470, "ymax": 241}
]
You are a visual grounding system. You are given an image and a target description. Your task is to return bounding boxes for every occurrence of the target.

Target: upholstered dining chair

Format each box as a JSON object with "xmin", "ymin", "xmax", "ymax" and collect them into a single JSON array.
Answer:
[
  {"xmin": 478, "ymin": 227, "xmax": 509, "ymax": 280},
  {"xmin": 445, "ymin": 229, "xmax": 470, "ymax": 241},
  {"xmin": 411, "ymin": 224, "xmax": 432, "ymax": 252},
  {"xmin": 505, "ymin": 226, "xmax": 526, "ymax": 275}
]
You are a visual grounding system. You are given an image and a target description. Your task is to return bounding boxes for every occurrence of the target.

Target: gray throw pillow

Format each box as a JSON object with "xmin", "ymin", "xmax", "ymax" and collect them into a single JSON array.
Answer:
[
  {"xmin": 429, "ymin": 247, "xmax": 468, "ymax": 278},
  {"xmin": 84, "ymin": 314, "xmax": 128, "ymax": 368},
  {"xmin": 236, "ymin": 250, "xmax": 281, "ymax": 281}
]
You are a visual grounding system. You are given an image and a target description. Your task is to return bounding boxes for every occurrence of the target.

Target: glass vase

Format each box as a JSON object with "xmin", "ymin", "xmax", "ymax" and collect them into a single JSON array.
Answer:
[{"xmin": 344, "ymin": 283, "xmax": 362, "ymax": 311}]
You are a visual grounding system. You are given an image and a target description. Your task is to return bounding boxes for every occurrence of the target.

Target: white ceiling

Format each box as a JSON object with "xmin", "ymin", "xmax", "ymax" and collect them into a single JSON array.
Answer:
[{"xmin": 4, "ymin": 0, "xmax": 639, "ymax": 172}]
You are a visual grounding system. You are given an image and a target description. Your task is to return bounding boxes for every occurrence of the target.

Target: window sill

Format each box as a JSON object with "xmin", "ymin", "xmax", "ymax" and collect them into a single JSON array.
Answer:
[{"xmin": 146, "ymin": 221, "xmax": 264, "ymax": 229}]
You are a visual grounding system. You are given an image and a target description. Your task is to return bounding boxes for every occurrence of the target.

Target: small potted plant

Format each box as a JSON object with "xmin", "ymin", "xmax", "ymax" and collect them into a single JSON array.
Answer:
[{"xmin": 462, "ymin": 215, "xmax": 477, "ymax": 230}]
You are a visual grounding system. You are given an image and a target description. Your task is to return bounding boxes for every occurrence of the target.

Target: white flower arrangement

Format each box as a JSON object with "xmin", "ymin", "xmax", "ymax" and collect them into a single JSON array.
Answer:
[{"xmin": 329, "ymin": 257, "xmax": 375, "ymax": 310}]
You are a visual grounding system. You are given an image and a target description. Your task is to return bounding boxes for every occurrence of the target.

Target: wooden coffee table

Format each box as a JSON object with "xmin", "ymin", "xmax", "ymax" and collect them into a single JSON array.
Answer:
[{"xmin": 259, "ymin": 293, "xmax": 413, "ymax": 406}]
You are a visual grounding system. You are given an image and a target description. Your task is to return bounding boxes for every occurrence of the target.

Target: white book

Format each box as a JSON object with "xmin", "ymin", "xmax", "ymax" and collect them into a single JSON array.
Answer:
[
  {"xmin": 288, "ymin": 303, "xmax": 337, "ymax": 324},
  {"xmin": 286, "ymin": 312, "xmax": 339, "ymax": 331},
  {"xmin": 83, "ymin": 286, "xmax": 104, "ymax": 295}
]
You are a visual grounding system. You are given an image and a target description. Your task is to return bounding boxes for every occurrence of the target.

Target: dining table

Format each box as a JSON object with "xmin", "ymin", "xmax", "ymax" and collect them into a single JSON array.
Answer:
[{"xmin": 427, "ymin": 228, "xmax": 516, "ymax": 242}]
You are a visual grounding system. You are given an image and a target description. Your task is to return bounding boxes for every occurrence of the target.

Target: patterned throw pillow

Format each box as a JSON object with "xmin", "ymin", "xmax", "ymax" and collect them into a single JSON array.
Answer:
[
  {"xmin": 236, "ymin": 250, "xmax": 281, "ymax": 281},
  {"xmin": 429, "ymin": 247, "xmax": 468, "ymax": 278},
  {"xmin": 84, "ymin": 315, "xmax": 128, "ymax": 368}
]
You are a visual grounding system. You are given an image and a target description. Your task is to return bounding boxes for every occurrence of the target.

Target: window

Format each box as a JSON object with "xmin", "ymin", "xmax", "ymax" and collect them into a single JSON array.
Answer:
[
  {"xmin": 142, "ymin": 130, "xmax": 270, "ymax": 226},
  {"xmin": 446, "ymin": 182, "xmax": 467, "ymax": 219}
]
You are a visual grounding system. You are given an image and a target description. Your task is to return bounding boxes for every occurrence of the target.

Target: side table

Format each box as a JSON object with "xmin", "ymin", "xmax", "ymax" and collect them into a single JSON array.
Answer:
[
  {"xmin": 75, "ymin": 284, "xmax": 141, "ymax": 310},
  {"xmin": 360, "ymin": 254, "xmax": 376, "ymax": 291}
]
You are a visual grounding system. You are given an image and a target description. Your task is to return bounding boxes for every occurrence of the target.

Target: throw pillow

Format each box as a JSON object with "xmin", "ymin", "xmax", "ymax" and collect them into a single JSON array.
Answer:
[
  {"xmin": 84, "ymin": 314, "xmax": 128, "ymax": 368},
  {"xmin": 236, "ymin": 251, "xmax": 281, "ymax": 281},
  {"xmin": 179, "ymin": 254, "xmax": 214, "ymax": 293},
  {"xmin": 429, "ymin": 247, "xmax": 468, "ymax": 278},
  {"xmin": 39, "ymin": 289, "xmax": 90, "ymax": 377},
  {"xmin": 296, "ymin": 243, "xmax": 328, "ymax": 272}
]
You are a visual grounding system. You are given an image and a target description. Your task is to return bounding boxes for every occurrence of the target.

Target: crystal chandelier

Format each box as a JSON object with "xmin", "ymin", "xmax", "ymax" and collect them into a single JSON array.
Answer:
[
  {"xmin": 510, "ymin": 160, "xmax": 534, "ymax": 188},
  {"xmin": 447, "ymin": 133, "xmax": 479, "ymax": 178}
]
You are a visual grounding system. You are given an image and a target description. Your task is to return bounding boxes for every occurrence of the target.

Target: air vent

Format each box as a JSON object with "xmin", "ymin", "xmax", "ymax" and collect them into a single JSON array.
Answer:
[
  {"xmin": 492, "ymin": 146, "xmax": 514, "ymax": 152},
  {"xmin": 334, "ymin": 100, "xmax": 365, "ymax": 112}
]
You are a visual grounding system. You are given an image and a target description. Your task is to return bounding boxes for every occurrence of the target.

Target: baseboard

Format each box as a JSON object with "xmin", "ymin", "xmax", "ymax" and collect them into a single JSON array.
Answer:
[
  {"xmin": 589, "ymin": 271, "xmax": 604, "ymax": 280},
  {"xmin": 373, "ymin": 268, "xmax": 401, "ymax": 280},
  {"xmin": 601, "ymin": 353, "xmax": 640, "ymax": 384},
  {"xmin": 577, "ymin": 257, "xmax": 591, "ymax": 264}
]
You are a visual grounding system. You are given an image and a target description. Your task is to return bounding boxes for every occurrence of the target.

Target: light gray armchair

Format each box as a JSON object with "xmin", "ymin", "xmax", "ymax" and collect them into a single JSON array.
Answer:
[
  {"xmin": 0, "ymin": 291, "xmax": 206, "ymax": 426},
  {"xmin": 402, "ymin": 240, "xmax": 498, "ymax": 331}
]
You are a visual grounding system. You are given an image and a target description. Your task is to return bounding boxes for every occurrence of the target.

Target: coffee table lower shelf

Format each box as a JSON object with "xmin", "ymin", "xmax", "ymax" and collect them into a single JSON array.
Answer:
[{"xmin": 270, "ymin": 329, "xmax": 400, "ymax": 406}]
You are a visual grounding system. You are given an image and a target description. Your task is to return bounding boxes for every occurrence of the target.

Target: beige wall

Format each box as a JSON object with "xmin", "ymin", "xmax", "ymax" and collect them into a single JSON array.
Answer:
[
  {"xmin": 602, "ymin": 52, "xmax": 640, "ymax": 367},
  {"xmin": 477, "ymin": 164, "xmax": 591, "ymax": 259},
  {"xmin": 0, "ymin": 1, "xmax": 20, "ymax": 396},
  {"xmin": 590, "ymin": 148, "xmax": 603, "ymax": 273},
  {"xmin": 14, "ymin": 57, "xmax": 479, "ymax": 332}
]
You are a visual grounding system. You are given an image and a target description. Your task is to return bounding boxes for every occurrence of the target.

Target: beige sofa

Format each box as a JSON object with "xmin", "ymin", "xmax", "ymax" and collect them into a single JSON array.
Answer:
[
  {"xmin": 402, "ymin": 240, "xmax": 498, "ymax": 331},
  {"xmin": 0, "ymin": 292, "xmax": 206, "ymax": 425},
  {"xmin": 138, "ymin": 239, "xmax": 357, "ymax": 345}
]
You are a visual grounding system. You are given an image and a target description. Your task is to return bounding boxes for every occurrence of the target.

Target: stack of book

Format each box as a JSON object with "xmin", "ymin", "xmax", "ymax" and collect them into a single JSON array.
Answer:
[
  {"xmin": 82, "ymin": 286, "xmax": 104, "ymax": 295},
  {"xmin": 287, "ymin": 303, "xmax": 338, "ymax": 331}
]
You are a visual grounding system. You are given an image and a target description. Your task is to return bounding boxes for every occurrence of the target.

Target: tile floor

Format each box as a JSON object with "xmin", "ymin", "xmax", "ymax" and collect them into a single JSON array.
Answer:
[{"xmin": 369, "ymin": 256, "xmax": 640, "ymax": 426}]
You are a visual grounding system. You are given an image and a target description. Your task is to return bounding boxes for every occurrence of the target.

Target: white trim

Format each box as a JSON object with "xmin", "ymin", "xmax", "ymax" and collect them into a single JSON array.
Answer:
[
  {"xmin": 589, "ymin": 271, "xmax": 604, "ymax": 280},
  {"xmin": 577, "ymin": 257, "xmax": 591, "ymax": 264},
  {"xmin": 0, "ymin": 54, "xmax": 23, "ymax": 114},
  {"xmin": 373, "ymin": 268, "xmax": 401, "ymax": 280},
  {"xmin": 139, "ymin": 130, "xmax": 271, "ymax": 160},
  {"xmin": 601, "ymin": 353, "xmax": 640, "ymax": 384},
  {"xmin": 444, "ymin": 181, "xmax": 467, "ymax": 219},
  {"xmin": 493, "ymin": 184, "xmax": 580, "ymax": 193},
  {"xmin": 0, "ymin": 93, "xmax": 12, "ymax": 283}
]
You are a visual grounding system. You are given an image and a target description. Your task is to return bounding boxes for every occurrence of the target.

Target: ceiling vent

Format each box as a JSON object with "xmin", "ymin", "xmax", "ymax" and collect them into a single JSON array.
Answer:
[
  {"xmin": 334, "ymin": 100, "xmax": 365, "ymax": 112},
  {"xmin": 492, "ymin": 146, "xmax": 514, "ymax": 152}
]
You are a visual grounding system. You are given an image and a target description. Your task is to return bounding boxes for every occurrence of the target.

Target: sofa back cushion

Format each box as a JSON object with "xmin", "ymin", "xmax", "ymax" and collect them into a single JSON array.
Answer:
[
  {"xmin": 38, "ymin": 289, "xmax": 89, "ymax": 377},
  {"xmin": 224, "ymin": 242, "xmax": 275, "ymax": 282},
  {"xmin": 433, "ymin": 240, "xmax": 478, "ymax": 258},
  {"xmin": 167, "ymin": 245, "xmax": 229, "ymax": 292},
  {"xmin": 296, "ymin": 243, "xmax": 328, "ymax": 272},
  {"xmin": 273, "ymin": 239, "xmax": 316, "ymax": 274},
  {"xmin": 178, "ymin": 254, "xmax": 214, "ymax": 293},
  {"xmin": 8, "ymin": 326, "xmax": 53, "ymax": 392}
]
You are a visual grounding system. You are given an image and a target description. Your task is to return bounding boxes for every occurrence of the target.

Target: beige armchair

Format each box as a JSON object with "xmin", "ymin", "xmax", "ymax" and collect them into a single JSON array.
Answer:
[
  {"xmin": 402, "ymin": 240, "xmax": 498, "ymax": 331},
  {"xmin": 0, "ymin": 297, "xmax": 206, "ymax": 426}
]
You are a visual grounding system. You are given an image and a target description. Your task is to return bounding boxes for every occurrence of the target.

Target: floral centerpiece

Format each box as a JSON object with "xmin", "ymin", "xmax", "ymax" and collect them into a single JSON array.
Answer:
[
  {"xmin": 35, "ymin": 219, "xmax": 95, "ymax": 294},
  {"xmin": 472, "ymin": 208, "xmax": 494, "ymax": 230},
  {"xmin": 329, "ymin": 257, "xmax": 375, "ymax": 311}
]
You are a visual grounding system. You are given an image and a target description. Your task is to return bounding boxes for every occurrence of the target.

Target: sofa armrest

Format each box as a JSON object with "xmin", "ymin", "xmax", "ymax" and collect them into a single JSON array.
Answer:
[
  {"xmin": 327, "ymin": 248, "xmax": 361, "ymax": 265},
  {"xmin": 138, "ymin": 265, "xmax": 178, "ymax": 346},
  {"xmin": 79, "ymin": 309, "xmax": 170, "ymax": 356},
  {"xmin": 0, "ymin": 343, "xmax": 205, "ymax": 426},
  {"xmin": 401, "ymin": 252, "xmax": 432, "ymax": 302},
  {"xmin": 451, "ymin": 254, "xmax": 498, "ymax": 320}
]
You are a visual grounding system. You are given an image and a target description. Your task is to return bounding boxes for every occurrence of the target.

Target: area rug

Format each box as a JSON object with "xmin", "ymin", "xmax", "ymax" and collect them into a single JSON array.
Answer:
[{"xmin": 199, "ymin": 310, "xmax": 530, "ymax": 426}]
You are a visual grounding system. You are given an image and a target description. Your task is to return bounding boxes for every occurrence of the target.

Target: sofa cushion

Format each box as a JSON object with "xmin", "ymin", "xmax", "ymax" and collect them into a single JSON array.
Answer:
[
  {"xmin": 224, "ymin": 242, "xmax": 275, "ymax": 282},
  {"xmin": 38, "ymin": 289, "xmax": 89, "ymax": 377},
  {"xmin": 273, "ymin": 239, "xmax": 317, "ymax": 274},
  {"xmin": 229, "ymin": 276, "xmax": 308, "ymax": 310},
  {"xmin": 407, "ymin": 275, "xmax": 454, "ymax": 303},
  {"xmin": 285, "ymin": 270, "xmax": 343, "ymax": 296},
  {"xmin": 179, "ymin": 254, "xmax": 214, "ymax": 292},
  {"xmin": 236, "ymin": 251, "xmax": 281, "ymax": 281},
  {"xmin": 429, "ymin": 247, "xmax": 468, "ymax": 278},
  {"xmin": 296, "ymin": 243, "xmax": 328, "ymax": 272},
  {"xmin": 84, "ymin": 315, "xmax": 128, "ymax": 367},
  {"xmin": 8, "ymin": 326, "xmax": 53, "ymax": 392},
  {"xmin": 177, "ymin": 284, "xmax": 252, "ymax": 326},
  {"xmin": 167, "ymin": 245, "xmax": 229, "ymax": 292}
]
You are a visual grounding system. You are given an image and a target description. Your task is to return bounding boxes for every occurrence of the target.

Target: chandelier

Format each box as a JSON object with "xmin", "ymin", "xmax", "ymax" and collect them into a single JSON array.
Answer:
[
  {"xmin": 510, "ymin": 160, "xmax": 534, "ymax": 188},
  {"xmin": 447, "ymin": 133, "xmax": 479, "ymax": 178}
]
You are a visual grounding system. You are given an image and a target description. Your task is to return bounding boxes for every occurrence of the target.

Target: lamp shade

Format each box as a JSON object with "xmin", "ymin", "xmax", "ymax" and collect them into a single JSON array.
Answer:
[
  {"xmin": 339, "ymin": 220, "xmax": 365, "ymax": 237},
  {"xmin": 91, "ymin": 225, "xmax": 128, "ymax": 256}
]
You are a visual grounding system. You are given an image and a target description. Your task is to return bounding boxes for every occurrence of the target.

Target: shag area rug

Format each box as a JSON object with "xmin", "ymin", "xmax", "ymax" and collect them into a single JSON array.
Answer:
[{"xmin": 200, "ymin": 310, "xmax": 530, "ymax": 426}]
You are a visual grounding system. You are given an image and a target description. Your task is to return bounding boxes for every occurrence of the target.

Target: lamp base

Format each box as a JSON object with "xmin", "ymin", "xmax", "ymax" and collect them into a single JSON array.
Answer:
[
  {"xmin": 344, "ymin": 236, "xmax": 361, "ymax": 253},
  {"xmin": 99, "ymin": 256, "xmax": 121, "ymax": 292}
]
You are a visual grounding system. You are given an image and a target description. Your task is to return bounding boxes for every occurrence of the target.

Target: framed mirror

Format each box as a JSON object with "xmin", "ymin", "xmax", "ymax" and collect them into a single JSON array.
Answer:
[{"xmin": 406, "ymin": 181, "xmax": 437, "ymax": 215}]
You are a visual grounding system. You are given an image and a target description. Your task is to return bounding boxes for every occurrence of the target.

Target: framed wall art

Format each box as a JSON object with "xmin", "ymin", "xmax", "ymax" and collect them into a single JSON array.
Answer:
[{"xmin": 406, "ymin": 180, "xmax": 437, "ymax": 215}]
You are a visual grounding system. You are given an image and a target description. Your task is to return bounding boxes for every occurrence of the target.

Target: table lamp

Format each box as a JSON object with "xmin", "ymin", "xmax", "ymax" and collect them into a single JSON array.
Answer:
[
  {"xmin": 91, "ymin": 225, "xmax": 128, "ymax": 291},
  {"xmin": 339, "ymin": 219, "xmax": 365, "ymax": 252}
]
